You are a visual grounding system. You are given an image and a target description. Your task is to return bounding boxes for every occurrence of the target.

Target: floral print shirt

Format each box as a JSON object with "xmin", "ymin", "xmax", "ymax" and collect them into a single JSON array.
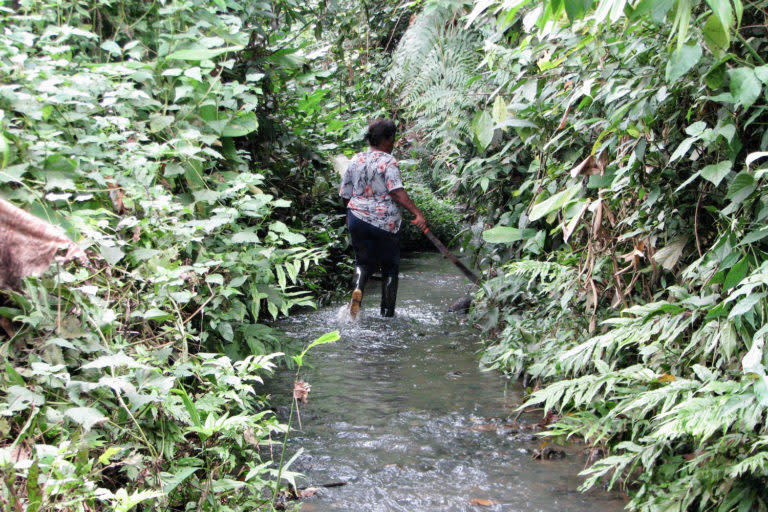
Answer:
[{"xmin": 339, "ymin": 150, "xmax": 405, "ymax": 233}]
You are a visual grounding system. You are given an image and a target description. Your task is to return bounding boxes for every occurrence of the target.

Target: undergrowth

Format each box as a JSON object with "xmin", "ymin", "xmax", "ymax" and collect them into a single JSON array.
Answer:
[
  {"xmin": 0, "ymin": 0, "xmax": 391, "ymax": 509},
  {"xmin": 393, "ymin": 0, "xmax": 768, "ymax": 509}
]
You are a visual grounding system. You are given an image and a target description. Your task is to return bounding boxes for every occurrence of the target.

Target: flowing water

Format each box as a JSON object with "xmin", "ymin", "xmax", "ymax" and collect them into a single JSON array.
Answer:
[{"xmin": 271, "ymin": 253, "xmax": 626, "ymax": 512}]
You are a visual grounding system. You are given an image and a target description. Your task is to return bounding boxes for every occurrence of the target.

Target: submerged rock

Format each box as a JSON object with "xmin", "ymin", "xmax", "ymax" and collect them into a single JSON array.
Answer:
[{"xmin": 448, "ymin": 295, "xmax": 473, "ymax": 313}]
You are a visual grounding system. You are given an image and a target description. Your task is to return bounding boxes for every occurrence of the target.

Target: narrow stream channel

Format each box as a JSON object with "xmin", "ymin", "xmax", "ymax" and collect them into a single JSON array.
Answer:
[{"xmin": 271, "ymin": 253, "xmax": 626, "ymax": 512}]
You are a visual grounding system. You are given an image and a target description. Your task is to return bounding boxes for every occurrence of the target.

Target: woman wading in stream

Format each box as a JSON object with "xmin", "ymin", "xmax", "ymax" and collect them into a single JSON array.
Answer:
[{"xmin": 339, "ymin": 118, "xmax": 427, "ymax": 318}]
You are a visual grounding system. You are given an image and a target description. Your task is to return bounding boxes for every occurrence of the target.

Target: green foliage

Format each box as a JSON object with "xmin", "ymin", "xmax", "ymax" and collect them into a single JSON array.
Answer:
[
  {"xmin": 399, "ymin": 172, "xmax": 464, "ymax": 249},
  {"xmin": 394, "ymin": 0, "xmax": 768, "ymax": 509},
  {"xmin": 0, "ymin": 0, "xmax": 396, "ymax": 509},
  {"xmin": 386, "ymin": 4, "xmax": 484, "ymax": 167},
  {"xmin": 1, "ymin": 313, "xmax": 288, "ymax": 510}
]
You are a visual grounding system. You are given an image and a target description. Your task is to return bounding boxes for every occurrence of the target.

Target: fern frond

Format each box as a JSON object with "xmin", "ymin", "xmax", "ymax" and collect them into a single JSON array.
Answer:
[{"xmin": 728, "ymin": 451, "xmax": 768, "ymax": 478}]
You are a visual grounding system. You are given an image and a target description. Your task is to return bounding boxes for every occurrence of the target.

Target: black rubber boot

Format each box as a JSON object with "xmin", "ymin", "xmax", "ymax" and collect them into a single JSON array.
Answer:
[
  {"xmin": 380, "ymin": 273, "xmax": 398, "ymax": 317},
  {"xmin": 349, "ymin": 265, "xmax": 369, "ymax": 318}
]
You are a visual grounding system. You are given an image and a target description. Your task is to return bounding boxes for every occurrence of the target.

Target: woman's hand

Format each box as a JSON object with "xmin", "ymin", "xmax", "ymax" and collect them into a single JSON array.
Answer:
[{"xmin": 411, "ymin": 214, "xmax": 427, "ymax": 232}]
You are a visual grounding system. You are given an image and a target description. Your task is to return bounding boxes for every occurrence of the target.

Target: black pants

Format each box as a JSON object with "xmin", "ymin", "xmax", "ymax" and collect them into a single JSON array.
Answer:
[{"xmin": 347, "ymin": 210, "xmax": 400, "ymax": 277}]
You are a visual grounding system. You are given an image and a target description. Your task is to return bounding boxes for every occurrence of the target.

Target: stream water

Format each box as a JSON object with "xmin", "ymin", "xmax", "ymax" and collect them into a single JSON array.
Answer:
[{"xmin": 271, "ymin": 253, "xmax": 626, "ymax": 512}]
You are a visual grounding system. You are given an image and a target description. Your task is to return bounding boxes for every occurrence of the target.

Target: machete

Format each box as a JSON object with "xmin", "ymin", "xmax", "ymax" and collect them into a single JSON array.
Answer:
[{"xmin": 415, "ymin": 221, "xmax": 480, "ymax": 284}]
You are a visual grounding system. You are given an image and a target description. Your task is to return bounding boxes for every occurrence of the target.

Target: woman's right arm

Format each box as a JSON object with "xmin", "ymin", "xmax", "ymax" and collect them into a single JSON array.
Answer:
[{"xmin": 389, "ymin": 188, "xmax": 427, "ymax": 231}]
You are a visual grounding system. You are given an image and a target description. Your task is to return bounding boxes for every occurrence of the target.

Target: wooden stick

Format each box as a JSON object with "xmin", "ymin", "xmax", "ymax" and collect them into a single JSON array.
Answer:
[{"xmin": 420, "ymin": 227, "xmax": 480, "ymax": 284}]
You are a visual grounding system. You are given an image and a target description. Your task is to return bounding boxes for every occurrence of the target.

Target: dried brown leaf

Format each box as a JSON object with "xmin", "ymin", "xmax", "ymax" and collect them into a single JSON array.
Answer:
[
  {"xmin": 620, "ymin": 249, "xmax": 645, "ymax": 265},
  {"xmin": 296, "ymin": 487, "xmax": 319, "ymax": 499},
  {"xmin": 293, "ymin": 380, "xmax": 311, "ymax": 404},
  {"xmin": 470, "ymin": 424, "xmax": 497, "ymax": 432},
  {"xmin": 652, "ymin": 237, "xmax": 688, "ymax": 271},
  {"xmin": 591, "ymin": 200, "xmax": 603, "ymax": 236},
  {"xmin": 557, "ymin": 101, "xmax": 571, "ymax": 130},
  {"xmin": 570, "ymin": 155, "xmax": 593, "ymax": 178},
  {"xmin": 602, "ymin": 203, "xmax": 616, "ymax": 226},
  {"xmin": 611, "ymin": 288, "xmax": 622, "ymax": 309},
  {"xmin": 0, "ymin": 317, "xmax": 14, "ymax": 337},
  {"xmin": 243, "ymin": 428, "xmax": 259, "ymax": 447},
  {"xmin": 570, "ymin": 150, "xmax": 609, "ymax": 178},
  {"xmin": 597, "ymin": 149, "xmax": 609, "ymax": 172},
  {"xmin": 106, "ymin": 180, "xmax": 126, "ymax": 214},
  {"xmin": 538, "ymin": 410, "xmax": 560, "ymax": 427},
  {"xmin": 8, "ymin": 443, "xmax": 31, "ymax": 463},
  {"xmin": 563, "ymin": 199, "xmax": 590, "ymax": 244},
  {"xmin": 469, "ymin": 498, "xmax": 498, "ymax": 507}
]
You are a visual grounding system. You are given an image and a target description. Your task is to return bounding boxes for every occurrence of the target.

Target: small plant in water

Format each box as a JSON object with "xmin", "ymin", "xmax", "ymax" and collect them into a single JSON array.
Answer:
[{"xmin": 271, "ymin": 331, "xmax": 339, "ymax": 506}]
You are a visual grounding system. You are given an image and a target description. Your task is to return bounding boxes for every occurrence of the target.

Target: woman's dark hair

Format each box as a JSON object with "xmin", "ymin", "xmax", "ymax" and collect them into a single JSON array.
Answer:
[{"xmin": 365, "ymin": 118, "xmax": 396, "ymax": 146}]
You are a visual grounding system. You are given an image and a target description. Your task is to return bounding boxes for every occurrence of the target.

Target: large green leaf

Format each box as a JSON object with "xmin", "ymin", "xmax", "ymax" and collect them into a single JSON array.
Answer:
[
  {"xmin": 565, "ymin": 0, "xmax": 593, "ymax": 21},
  {"xmin": 218, "ymin": 322, "xmax": 233, "ymax": 342},
  {"xmin": 702, "ymin": 14, "xmax": 729, "ymax": 52},
  {"xmin": 222, "ymin": 112, "xmax": 259, "ymax": 138},
  {"xmin": 705, "ymin": 0, "xmax": 733, "ymax": 32},
  {"xmin": 723, "ymin": 257, "xmax": 748, "ymax": 290},
  {"xmin": 739, "ymin": 227, "xmax": 768, "ymax": 246},
  {"xmin": 231, "ymin": 229, "xmax": 260, "ymax": 244},
  {"xmin": 729, "ymin": 292, "xmax": 765, "ymax": 319},
  {"xmin": 755, "ymin": 65, "xmax": 768, "ymax": 85},
  {"xmin": 529, "ymin": 185, "xmax": 581, "ymax": 222},
  {"xmin": 162, "ymin": 467, "xmax": 200, "ymax": 494},
  {"xmin": 300, "ymin": 331, "xmax": 340, "ymax": 358},
  {"xmin": 82, "ymin": 353, "xmax": 146, "ymax": 369},
  {"xmin": 65, "ymin": 406, "xmax": 107, "ymax": 431},
  {"xmin": 149, "ymin": 114, "xmax": 175, "ymax": 133},
  {"xmin": 492, "ymin": 95, "xmax": 507, "ymax": 124},
  {"xmin": 666, "ymin": 43, "xmax": 702, "ymax": 83},
  {"xmin": 704, "ymin": 61, "xmax": 727, "ymax": 89},
  {"xmin": 594, "ymin": 0, "xmax": 628, "ymax": 23},
  {"xmin": 472, "ymin": 110, "xmax": 494, "ymax": 152},
  {"xmin": 0, "ymin": 132, "xmax": 8, "ymax": 168},
  {"xmin": 669, "ymin": 136, "xmax": 696, "ymax": 162},
  {"xmin": 297, "ymin": 89, "xmax": 329, "ymax": 115},
  {"xmin": 167, "ymin": 46, "xmax": 244, "ymax": 61},
  {"xmin": 726, "ymin": 172, "xmax": 756, "ymax": 204},
  {"xmin": 700, "ymin": 160, "xmax": 732, "ymax": 187},
  {"xmin": 746, "ymin": 151, "xmax": 768, "ymax": 169},
  {"xmin": 281, "ymin": 231, "xmax": 306, "ymax": 245},
  {"xmin": 729, "ymin": 67, "xmax": 762, "ymax": 109},
  {"xmin": 482, "ymin": 226, "xmax": 537, "ymax": 243},
  {"xmin": 633, "ymin": 0, "xmax": 675, "ymax": 22},
  {"xmin": 100, "ymin": 245, "xmax": 126, "ymax": 265},
  {"xmin": 267, "ymin": 48, "xmax": 306, "ymax": 68},
  {"xmin": 4, "ymin": 385, "xmax": 44, "ymax": 413},
  {"xmin": 465, "ymin": 0, "xmax": 495, "ymax": 26},
  {"xmin": 0, "ymin": 164, "xmax": 26, "ymax": 183}
]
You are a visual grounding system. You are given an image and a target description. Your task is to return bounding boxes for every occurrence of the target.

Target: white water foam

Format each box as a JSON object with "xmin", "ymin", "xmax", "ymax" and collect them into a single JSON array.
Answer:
[{"xmin": 336, "ymin": 303, "xmax": 364, "ymax": 324}]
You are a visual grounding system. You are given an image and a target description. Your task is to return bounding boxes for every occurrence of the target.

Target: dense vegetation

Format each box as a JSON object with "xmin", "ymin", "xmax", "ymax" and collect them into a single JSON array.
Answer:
[
  {"xmin": 5, "ymin": 0, "xmax": 768, "ymax": 509},
  {"xmin": 389, "ymin": 0, "xmax": 768, "ymax": 510},
  {"xmin": 0, "ymin": 0, "xmax": 419, "ymax": 509}
]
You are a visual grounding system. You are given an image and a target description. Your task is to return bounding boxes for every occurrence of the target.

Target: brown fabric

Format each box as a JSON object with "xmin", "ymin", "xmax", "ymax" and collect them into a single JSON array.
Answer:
[{"xmin": 0, "ymin": 197, "xmax": 87, "ymax": 290}]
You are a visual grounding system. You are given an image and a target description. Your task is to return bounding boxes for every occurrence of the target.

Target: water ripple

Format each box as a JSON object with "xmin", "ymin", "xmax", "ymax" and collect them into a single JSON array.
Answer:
[{"xmin": 268, "ymin": 254, "xmax": 626, "ymax": 512}]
